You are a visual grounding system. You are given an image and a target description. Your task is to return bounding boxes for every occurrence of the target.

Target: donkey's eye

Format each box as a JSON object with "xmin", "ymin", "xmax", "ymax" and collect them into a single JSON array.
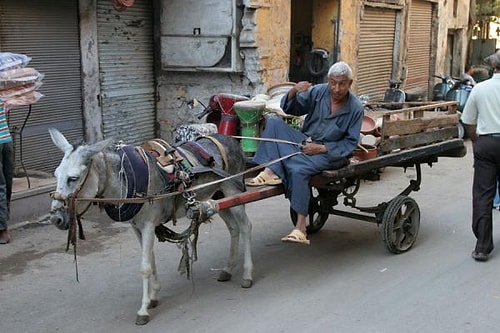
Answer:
[{"xmin": 67, "ymin": 176, "xmax": 79, "ymax": 183}]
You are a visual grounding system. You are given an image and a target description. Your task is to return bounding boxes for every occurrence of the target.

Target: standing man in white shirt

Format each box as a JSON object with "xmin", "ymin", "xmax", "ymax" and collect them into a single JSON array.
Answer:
[{"xmin": 461, "ymin": 50, "xmax": 500, "ymax": 261}]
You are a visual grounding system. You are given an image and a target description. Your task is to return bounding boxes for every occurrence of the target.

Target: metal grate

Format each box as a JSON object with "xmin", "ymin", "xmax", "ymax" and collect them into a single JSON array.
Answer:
[
  {"xmin": 357, "ymin": 7, "xmax": 398, "ymax": 101},
  {"xmin": 405, "ymin": 0, "xmax": 432, "ymax": 93},
  {"xmin": 97, "ymin": 0, "xmax": 156, "ymax": 146},
  {"xmin": 0, "ymin": 0, "xmax": 84, "ymax": 173}
]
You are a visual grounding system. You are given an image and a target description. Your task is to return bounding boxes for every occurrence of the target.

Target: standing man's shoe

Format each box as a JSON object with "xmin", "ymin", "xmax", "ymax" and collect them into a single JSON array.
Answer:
[
  {"xmin": 471, "ymin": 250, "xmax": 489, "ymax": 262},
  {"xmin": 0, "ymin": 229, "xmax": 10, "ymax": 244}
]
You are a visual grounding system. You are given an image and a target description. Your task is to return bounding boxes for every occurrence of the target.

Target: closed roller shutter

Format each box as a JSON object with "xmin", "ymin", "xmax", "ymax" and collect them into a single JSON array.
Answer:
[
  {"xmin": 97, "ymin": 0, "xmax": 156, "ymax": 145},
  {"xmin": 0, "ymin": 0, "xmax": 83, "ymax": 173},
  {"xmin": 357, "ymin": 7, "xmax": 397, "ymax": 101},
  {"xmin": 405, "ymin": 0, "xmax": 432, "ymax": 92}
]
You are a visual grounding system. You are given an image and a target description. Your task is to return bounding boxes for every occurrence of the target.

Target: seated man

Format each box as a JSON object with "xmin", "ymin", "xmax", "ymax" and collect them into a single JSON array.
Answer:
[
  {"xmin": 463, "ymin": 64, "xmax": 477, "ymax": 86},
  {"xmin": 246, "ymin": 61, "xmax": 364, "ymax": 245}
]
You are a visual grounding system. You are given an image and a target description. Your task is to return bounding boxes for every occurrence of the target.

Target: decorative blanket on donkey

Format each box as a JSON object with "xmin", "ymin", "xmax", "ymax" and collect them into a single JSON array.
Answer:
[
  {"xmin": 104, "ymin": 145, "xmax": 150, "ymax": 222},
  {"xmin": 104, "ymin": 139, "xmax": 218, "ymax": 222}
]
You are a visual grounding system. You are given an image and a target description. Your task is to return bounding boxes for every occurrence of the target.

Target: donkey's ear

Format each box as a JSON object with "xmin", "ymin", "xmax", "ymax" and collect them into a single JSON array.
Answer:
[
  {"xmin": 82, "ymin": 138, "xmax": 114, "ymax": 159},
  {"xmin": 48, "ymin": 128, "xmax": 73, "ymax": 154}
]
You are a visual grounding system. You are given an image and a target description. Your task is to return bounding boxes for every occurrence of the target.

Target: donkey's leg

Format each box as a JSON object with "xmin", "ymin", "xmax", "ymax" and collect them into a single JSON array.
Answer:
[
  {"xmin": 216, "ymin": 209, "xmax": 239, "ymax": 283},
  {"xmin": 232, "ymin": 205, "xmax": 254, "ymax": 288},
  {"xmin": 148, "ymin": 251, "xmax": 161, "ymax": 309},
  {"xmin": 132, "ymin": 222, "xmax": 157, "ymax": 325},
  {"xmin": 218, "ymin": 206, "xmax": 253, "ymax": 288},
  {"xmin": 133, "ymin": 224, "xmax": 161, "ymax": 307}
]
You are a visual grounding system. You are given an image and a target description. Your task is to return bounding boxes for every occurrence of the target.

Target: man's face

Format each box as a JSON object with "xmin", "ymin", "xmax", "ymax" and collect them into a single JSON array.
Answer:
[{"xmin": 328, "ymin": 75, "xmax": 352, "ymax": 101}]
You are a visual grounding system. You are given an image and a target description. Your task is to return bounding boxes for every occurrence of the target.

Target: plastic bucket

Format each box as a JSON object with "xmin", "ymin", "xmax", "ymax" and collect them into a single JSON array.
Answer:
[
  {"xmin": 233, "ymin": 100, "xmax": 266, "ymax": 153},
  {"xmin": 215, "ymin": 93, "xmax": 249, "ymax": 135}
]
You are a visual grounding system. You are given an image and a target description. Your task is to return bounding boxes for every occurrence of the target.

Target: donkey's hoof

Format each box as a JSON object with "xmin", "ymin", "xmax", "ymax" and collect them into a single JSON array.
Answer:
[
  {"xmin": 148, "ymin": 299, "xmax": 159, "ymax": 309},
  {"xmin": 135, "ymin": 315, "xmax": 150, "ymax": 325},
  {"xmin": 241, "ymin": 279, "xmax": 253, "ymax": 288},
  {"xmin": 217, "ymin": 270, "xmax": 232, "ymax": 282}
]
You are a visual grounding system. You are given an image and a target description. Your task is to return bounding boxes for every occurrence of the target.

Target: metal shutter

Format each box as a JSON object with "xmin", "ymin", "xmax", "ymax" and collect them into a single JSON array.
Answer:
[
  {"xmin": 405, "ymin": 0, "xmax": 432, "ymax": 92},
  {"xmin": 0, "ymin": 0, "xmax": 83, "ymax": 173},
  {"xmin": 357, "ymin": 7, "xmax": 398, "ymax": 101},
  {"xmin": 97, "ymin": 0, "xmax": 156, "ymax": 145}
]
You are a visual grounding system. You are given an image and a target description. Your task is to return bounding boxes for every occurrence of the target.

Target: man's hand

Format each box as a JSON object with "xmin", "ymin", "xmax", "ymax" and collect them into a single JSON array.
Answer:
[
  {"xmin": 464, "ymin": 124, "xmax": 477, "ymax": 142},
  {"xmin": 301, "ymin": 142, "xmax": 326, "ymax": 155},
  {"xmin": 287, "ymin": 81, "xmax": 312, "ymax": 99},
  {"xmin": 295, "ymin": 81, "xmax": 312, "ymax": 93}
]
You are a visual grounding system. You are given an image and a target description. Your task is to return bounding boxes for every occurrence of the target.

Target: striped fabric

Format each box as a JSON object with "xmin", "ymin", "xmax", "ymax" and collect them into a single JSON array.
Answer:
[{"xmin": 0, "ymin": 99, "xmax": 12, "ymax": 144}]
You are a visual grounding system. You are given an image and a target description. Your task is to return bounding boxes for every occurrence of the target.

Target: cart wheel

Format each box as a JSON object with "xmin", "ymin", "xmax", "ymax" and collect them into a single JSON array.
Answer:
[
  {"xmin": 289, "ymin": 187, "xmax": 329, "ymax": 234},
  {"xmin": 381, "ymin": 195, "xmax": 420, "ymax": 254}
]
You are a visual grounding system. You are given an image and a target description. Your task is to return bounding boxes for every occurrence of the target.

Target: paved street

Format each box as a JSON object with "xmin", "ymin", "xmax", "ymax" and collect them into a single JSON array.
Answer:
[{"xmin": 1, "ymin": 140, "xmax": 500, "ymax": 333}]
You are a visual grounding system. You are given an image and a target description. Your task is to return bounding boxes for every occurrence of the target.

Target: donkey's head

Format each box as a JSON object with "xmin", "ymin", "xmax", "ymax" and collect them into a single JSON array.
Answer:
[{"xmin": 48, "ymin": 128, "xmax": 112, "ymax": 230}]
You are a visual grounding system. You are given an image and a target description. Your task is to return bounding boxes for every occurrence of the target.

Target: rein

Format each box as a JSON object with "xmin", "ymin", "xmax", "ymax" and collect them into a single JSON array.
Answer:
[
  {"xmin": 51, "ymin": 154, "xmax": 110, "ymax": 282},
  {"xmin": 69, "ymin": 151, "xmax": 302, "ymax": 205},
  {"xmin": 65, "ymin": 158, "xmax": 95, "ymax": 248},
  {"xmin": 51, "ymin": 143, "xmax": 302, "ymax": 281},
  {"xmin": 64, "ymin": 158, "xmax": 97, "ymax": 282},
  {"xmin": 230, "ymin": 136, "xmax": 307, "ymax": 148}
]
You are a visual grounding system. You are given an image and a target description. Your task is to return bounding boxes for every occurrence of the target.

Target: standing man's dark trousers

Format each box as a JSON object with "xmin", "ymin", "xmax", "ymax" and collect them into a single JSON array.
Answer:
[
  {"xmin": 472, "ymin": 135, "xmax": 500, "ymax": 255},
  {"xmin": 0, "ymin": 141, "xmax": 14, "ymax": 244}
]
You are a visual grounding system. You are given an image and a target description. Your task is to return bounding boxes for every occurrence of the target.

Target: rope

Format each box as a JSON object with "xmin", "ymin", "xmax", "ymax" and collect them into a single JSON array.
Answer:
[
  {"xmin": 67, "ymin": 194, "xmax": 80, "ymax": 282},
  {"xmin": 60, "ymin": 142, "xmax": 303, "ymax": 281},
  {"xmin": 71, "ymin": 151, "xmax": 303, "ymax": 205},
  {"xmin": 230, "ymin": 135, "xmax": 306, "ymax": 147}
]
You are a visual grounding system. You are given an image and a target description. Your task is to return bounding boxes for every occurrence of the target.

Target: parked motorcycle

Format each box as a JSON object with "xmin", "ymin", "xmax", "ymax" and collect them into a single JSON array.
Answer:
[
  {"xmin": 443, "ymin": 78, "xmax": 473, "ymax": 139},
  {"xmin": 383, "ymin": 79, "xmax": 406, "ymax": 103},
  {"xmin": 445, "ymin": 78, "xmax": 472, "ymax": 112},
  {"xmin": 432, "ymin": 75, "xmax": 454, "ymax": 101},
  {"xmin": 379, "ymin": 79, "xmax": 408, "ymax": 110}
]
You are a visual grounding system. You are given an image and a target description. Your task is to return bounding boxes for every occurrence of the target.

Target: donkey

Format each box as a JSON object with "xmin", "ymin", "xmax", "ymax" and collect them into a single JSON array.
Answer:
[{"xmin": 48, "ymin": 128, "xmax": 253, "ymax": 325}]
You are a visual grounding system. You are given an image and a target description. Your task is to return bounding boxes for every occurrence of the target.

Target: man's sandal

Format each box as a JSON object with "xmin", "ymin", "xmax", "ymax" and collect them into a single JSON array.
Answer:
[
  {"xmin": 281, "ymin": 229, "xmax": 310, "ymax": 245},
  {"xmin": 245, "ymin": 171, "xmax": 282, "ymax": 186}
]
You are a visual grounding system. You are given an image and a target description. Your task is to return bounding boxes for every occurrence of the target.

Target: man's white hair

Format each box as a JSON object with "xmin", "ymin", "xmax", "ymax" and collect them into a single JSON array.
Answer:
[{"xmin": 327, "ymin": 61, "xmax": 353, "ymax": 79}]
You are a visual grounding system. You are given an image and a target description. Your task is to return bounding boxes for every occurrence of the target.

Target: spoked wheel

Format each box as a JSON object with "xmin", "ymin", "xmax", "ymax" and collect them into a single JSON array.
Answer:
[
  {"xmin": 289, "ymin": 187, "xmax": 329, "ymax": 234},
  {"xmin": 381, "ymin": 195, "xmax": 420, "ymax": 254}
]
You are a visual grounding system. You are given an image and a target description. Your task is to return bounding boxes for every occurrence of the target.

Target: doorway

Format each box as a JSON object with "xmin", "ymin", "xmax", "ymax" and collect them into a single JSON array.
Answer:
[
  {"xmin": 289, "ymin": 0, "xmax": 339, "ymax": 84},
  {"xmin": 289, "ymin": 0, "xmax": 313, "ymax": 82}
]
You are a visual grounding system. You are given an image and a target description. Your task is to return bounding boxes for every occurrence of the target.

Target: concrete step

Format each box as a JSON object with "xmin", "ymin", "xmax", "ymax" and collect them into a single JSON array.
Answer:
[{"xmin": 11, "ymin": 175, "xmax": 55, "ymax": 226}]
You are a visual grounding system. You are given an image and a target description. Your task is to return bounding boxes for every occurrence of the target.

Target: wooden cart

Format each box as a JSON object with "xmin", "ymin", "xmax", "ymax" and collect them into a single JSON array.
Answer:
[{"xmin": 188, "ymin": 100, "xmax": 467, "ymax": 254}]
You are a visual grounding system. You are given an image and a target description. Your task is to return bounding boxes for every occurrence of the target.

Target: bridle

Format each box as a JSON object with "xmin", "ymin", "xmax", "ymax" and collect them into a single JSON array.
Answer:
[
  {"xmin": 49, "ymin": 152, "xmax": 113, "ymax": 282},
  {"xmin": 50, "ymin": 153, "xmax": 110, "ymax": 250}
]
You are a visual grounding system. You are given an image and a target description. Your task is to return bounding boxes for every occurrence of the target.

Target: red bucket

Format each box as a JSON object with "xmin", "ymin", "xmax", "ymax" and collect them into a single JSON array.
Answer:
[{"xmin": 212, "ymin": 93, "xmax": 249, "ymax": 136}]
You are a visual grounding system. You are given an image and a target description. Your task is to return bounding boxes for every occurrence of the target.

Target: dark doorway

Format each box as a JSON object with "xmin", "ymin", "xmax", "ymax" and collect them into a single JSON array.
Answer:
[
  {"xmin": 289, "ymin": 0, "xmax": 339, "ymax": 84},
  {"xmin": 289, "ymin": 0, "xmax": 313, "ymax": 82}
]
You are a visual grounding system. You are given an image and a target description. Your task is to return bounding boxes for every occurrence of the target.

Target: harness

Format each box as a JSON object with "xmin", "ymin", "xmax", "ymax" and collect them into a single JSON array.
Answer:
[
  {"xmin": 52, "ymin": 136, "xmax": 301, "ymax": 279},
  {"xmin": 101, "ymin": 139, "xmax": 223, "ymax": 223}
]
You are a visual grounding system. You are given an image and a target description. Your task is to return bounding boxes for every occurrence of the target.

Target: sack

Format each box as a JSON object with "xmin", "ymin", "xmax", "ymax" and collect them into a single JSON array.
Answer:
[
  {"xmin": 0, "ymin": 82, "xmax": 42, "ymax": 99},
  {"xmin": 0, "ymin": 52, "xmax": 31, "ymax": 71},
  {"xmin": 0, "ymin": 67, "xmax": 44, "ymax": 90},
  {"xmin": 174, "ymin": 123, "xmax": 218, "ymax": 142},
  {"xmin": 4, "ymin": 91, "xmax": 43, "ymax": 108}
]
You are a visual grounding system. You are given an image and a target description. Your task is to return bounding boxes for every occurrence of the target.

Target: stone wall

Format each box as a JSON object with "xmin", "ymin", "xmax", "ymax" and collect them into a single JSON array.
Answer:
[{"xmin": 157, "ymin": 0, "xmax": 291, "ymax": 141}]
